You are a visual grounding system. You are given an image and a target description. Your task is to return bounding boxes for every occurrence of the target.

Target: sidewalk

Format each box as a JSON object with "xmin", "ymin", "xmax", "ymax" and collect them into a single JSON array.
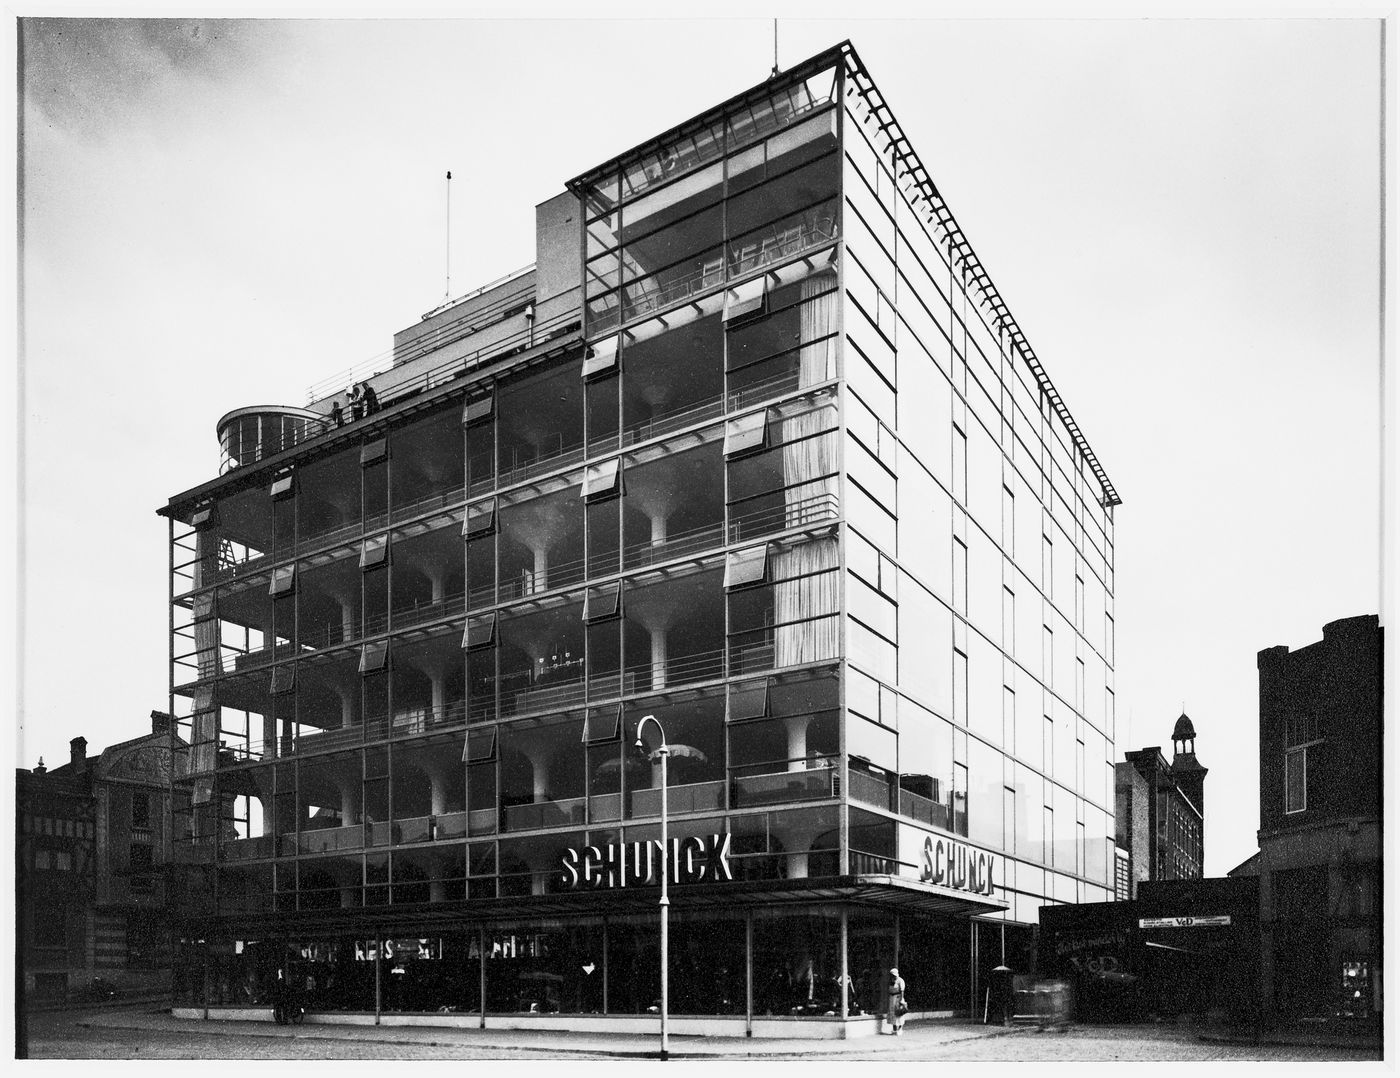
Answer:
[
  {"xmin": 76, "ymin": 1008, "xmax": 1032, "ymax": 1058},
  {"xmin": 1196, "ymin": 1023, "xmax": 1382, "ymax": 1053}
]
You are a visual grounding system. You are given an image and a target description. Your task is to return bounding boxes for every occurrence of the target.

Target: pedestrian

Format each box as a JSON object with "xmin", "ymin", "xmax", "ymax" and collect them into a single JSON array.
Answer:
[
  {"xmin": 329, "ymin": 400, "xmax": 344, "ymax": 428},
  {"xmin": 886, "ymin": 966, "xmax": 907, "ymax": 1035},
  {"xmin": 272, "ymin": 968, "xmax": 289, "ymax": 1024},
  {"xmin": 349, "ymin": 384, "xmax": 363, "ymax": 421},
  {"xmin": 362, "ymin": 382, "xmax": 380, "ymax": 415}
]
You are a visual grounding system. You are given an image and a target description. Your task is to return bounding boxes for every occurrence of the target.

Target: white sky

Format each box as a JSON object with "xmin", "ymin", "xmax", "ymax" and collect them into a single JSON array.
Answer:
[{"xmin": 15, "ymin": 13, "xmax": 1389, "ymax": 878}]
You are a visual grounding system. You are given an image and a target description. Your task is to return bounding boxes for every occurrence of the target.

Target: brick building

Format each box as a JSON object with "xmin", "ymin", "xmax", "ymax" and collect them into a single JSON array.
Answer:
[
  {"xmin": 1231, "ymin": 614, "xmax": 1382, "ymax": 1024},
  {"xmin": 17, "ymin": 712, "xmax": 177, "ymax": 999},
  {"xmin": 1114, "ymin": 715, "xmax": 1206, "ymax": 898}
]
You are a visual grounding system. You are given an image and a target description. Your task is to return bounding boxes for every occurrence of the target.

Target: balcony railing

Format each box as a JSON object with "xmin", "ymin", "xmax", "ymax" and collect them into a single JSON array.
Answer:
[
  {"xmin": 897, "ymin": 787, "xmax": 950, "ymax": 831},
  {"xmin": 621, "ymin": 519, "xmax": 725, "ymax": 571},
  {"xmin": 502, "ymin": 797, "xmax": 587, "ymax": 832},
  {"xmin": 622, "ymin": 645, "xmax": 725, "ymax": 694},
  {"xmin": 847, "ymin": 767, "xmax": 893, "ymax": 811},
  {"xmin": 496, "ymin": 437, "xmax": 586, "ymax": 489},
  {"xmin": 728, "ymin": 208, "xmax": 836, "ymax": 279},
  {"xmin": 630, "ymin": 780, "xmax": 726, "ymax": 818},
  {"xmin": 210, "ymin": 702, "xmax": 472, "ymax": 764},
  {"xmin": 621, "ymin": 393, "xmax": 726, "ymax": 450},
  {"xmin": 390, "ymin": 589, "xmax": 467, "ymax": 631},
  {"xmin": 497, "ymin": 551, "xmax": 587, "ymax": 602},
  {"xmin": 499, "ymin": 671, "xmax": 587, "ymax": 717},
  {"xmin": 389, "ymin": 486, "xmax": 466, "ymax": 525},
  {"xmin": 731, "ymin": 757, "xmax": 839, "ymax": 808},
  {"xmin": 728, "ymin": 491, "xmax": 838, "ymax": 544}
]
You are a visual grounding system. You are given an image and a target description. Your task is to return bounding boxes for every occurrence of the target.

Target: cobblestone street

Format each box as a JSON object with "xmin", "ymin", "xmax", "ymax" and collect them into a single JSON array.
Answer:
[{"xmin": 22, "ymin": 1004, "xmax": 1382, "ymax": 1062}]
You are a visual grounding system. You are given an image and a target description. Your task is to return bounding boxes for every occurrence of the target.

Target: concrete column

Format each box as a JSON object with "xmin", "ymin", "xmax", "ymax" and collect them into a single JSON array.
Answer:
[
  {"xmin": 428, "ymin": 566, "xmax": 447, "ymax": 604},
  {"xmin": 263, "ymin": 711, "xmax": 278, "ymax": 760},
  {"xmin": 339, "ymin": 778, "xmax": 362, "ymax": 909},
  {"xmin": 339, "ymin": 781, "xmax": 361, "ymax": 825},
  {"xmin": 335, "ymin": 684, "xmax": 357, "ymax": 729},
  {"xmin": 431, "ymin": 671, "xmax": 446, "ymax": 721},
  {"xmin": 340, "ymin": 599, "xmax": 355, "ymax": 647},
  {"xmin": 259, "ymin": 794, "xmax": 275, "ymax": 837},
  {"xmin": 531, "ymin": 545, "xmax": 549, "ymax": 593},
  {"xmin": 650, "ymin": 512, "xmax": 668, "ymax": 549},
  {"xmin": 422, "ymin": 762, "xmax": 449, "ymax": 903},
  {"xmin": 428, "ymin": 767, "xmax": 448, "ymax": 817},
  {"xmin": 532, "ymin": 753, "xmax": 551, "ymax": 803},
  {"xmin": 321, "ymin": 580, "xmax": 357, "ymax": 647},
  {"xmin": 650, "ymin": 629, "xmax": 668, "ymax": 690},
  {"xmin": 776, "ymin": 816, "xmax": 827, "ymax": 881},
  {"xmin": 785, "ymin": 715, "xmax": 813, "ymax": 772}
]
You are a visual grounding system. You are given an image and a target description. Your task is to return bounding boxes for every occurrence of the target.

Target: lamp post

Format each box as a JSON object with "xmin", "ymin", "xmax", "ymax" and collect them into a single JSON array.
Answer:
[{"xmin": 635, "ymin": 713, "xmax": 670, "ymax": 1060}]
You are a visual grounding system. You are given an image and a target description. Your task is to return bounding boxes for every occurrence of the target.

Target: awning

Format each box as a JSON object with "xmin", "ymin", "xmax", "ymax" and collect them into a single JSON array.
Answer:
[{"xmin": 195, "ymin": 873, "xmax": 1007, "ymax": 939}]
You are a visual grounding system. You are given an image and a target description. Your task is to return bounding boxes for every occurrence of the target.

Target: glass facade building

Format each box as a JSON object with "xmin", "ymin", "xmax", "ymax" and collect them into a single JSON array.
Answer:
[{"xmin": 159, "ymin": 42, "xmax": 1120, "ymax": 1035}]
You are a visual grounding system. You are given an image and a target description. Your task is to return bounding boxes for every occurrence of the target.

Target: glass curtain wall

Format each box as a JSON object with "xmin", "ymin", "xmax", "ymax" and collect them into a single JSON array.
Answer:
[{"xmin": 835, "ymin": 60, "xmax": 1117, "ymax": 916}]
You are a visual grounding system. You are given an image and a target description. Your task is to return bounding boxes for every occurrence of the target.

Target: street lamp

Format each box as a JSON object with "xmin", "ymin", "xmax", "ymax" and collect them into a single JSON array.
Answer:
[{"xmin": 635, "ymin": 713, "xmax": 670, "ymax": 1061}]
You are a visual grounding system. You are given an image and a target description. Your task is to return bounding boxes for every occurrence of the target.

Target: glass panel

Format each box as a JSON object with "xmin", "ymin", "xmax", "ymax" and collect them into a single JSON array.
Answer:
[
  {"xmin": 724, "ymin": 410, "xmax": 768, "ymax": 456},
  {"xmin": 724, "ymin": 545, "xmax": 768, "ymax": 588}
]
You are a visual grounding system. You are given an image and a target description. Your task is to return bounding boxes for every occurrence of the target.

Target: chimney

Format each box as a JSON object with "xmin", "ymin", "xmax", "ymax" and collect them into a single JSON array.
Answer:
[
  {"xmin": 70, "ymin": 736, "xmax": 87, "ymax": 773},
  {"xmin": 151, "ymin": 710, "xmax": 172, "ymax": 736},
  {"xmin": 33, "ymin": 756, "xmax": 46, "ymax": 775}
]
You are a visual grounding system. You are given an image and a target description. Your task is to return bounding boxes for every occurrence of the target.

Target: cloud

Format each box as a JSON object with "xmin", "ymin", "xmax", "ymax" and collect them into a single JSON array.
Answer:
[{"xmin": 22, "ymin": 17, "xmax": 267, "ymax": 139}]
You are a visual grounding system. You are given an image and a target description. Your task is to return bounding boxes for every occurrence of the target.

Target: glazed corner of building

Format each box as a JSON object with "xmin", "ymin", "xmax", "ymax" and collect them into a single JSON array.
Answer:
[{"xmin": 160, "ymin": 39, "xmax": 1120, "ymax": 514}]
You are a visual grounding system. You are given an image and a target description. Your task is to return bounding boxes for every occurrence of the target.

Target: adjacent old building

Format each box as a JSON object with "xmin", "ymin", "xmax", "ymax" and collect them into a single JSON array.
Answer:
[
  {"xmin": 1231, "ymin": 614, "xmax": 1382, "ymax": 1024},
  {"xmin": 17, "ymin": 713, "xmax": 177, "ymax": 999},
  {"xmin": 1039, "ymin": 875, "xmax": 1259, "ymax": 1025},
  {"xmin": 1114, "ymin": 716, "xmax": 1206, "ymax": 898},
  {"xmin": 158, "ymin": 42, "xmax": 1121, "ymax": 1036}
]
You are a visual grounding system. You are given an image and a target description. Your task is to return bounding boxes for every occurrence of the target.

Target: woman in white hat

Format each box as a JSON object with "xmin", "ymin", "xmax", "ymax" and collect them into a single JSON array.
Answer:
[{"xmin": 886, "ymin": 967, "xmax": 907, "ymax": 1035}]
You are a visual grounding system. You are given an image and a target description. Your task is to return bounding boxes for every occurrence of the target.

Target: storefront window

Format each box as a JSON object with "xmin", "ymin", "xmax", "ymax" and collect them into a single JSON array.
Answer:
[
  {"xmin": 897, "ymin": 915, "xmax": 971, "ymax": 1013},
  {"xmin": 295, "ymin": 938, "xmax": 375, "ymax": 1012},
  {"xmin": 483, "ymin": 922, "xmax": 604, "ymax": 1015},
  {"xmin": 378, "ymin": 933, "xmax": 478, "ymax": 1013},
  {"xmin": 752, "ymin": 908, "xmax": 841, "ymax": 1017},
  {"xmin": 846, "ymin": 908, "xmax": 895, "ymax": 1016},
  {"xmin": 671, "ymin": 913, "xmax": 747, "ymax": 1015},
  {"xmin": 605, "ymin": 917, "xmax": 660, "ymax": 1014}
]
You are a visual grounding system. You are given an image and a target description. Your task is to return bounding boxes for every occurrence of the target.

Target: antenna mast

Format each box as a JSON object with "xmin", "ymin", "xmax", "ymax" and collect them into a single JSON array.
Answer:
[
  {"xmin": 445, "ymin": 171, "xmax": 453, "ymax": 300},
  {"xmin": 771, "ymin": 19, "xmax": 779, "ymax": 78}
]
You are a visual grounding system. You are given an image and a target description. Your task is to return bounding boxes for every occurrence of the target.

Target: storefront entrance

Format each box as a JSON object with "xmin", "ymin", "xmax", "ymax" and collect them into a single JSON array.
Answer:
[{"xmin": 173, "ymin": 885, "xmax": 1015, "ymax": 1037}]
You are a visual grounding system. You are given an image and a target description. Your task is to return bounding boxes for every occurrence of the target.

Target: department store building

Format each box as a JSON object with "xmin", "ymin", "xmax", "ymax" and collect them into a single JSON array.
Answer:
[{"xmin": 158, "ymin": 42, "xmax": 1121, "ymax": 1036}]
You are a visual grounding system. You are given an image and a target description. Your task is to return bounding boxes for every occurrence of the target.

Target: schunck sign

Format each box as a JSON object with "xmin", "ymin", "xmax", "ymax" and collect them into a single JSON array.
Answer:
[
  {"xmin": 919, "ymin": 836, "xmax": 996, "ymax": 896},
  {"xmin": 561, "ymin": 834, "xmax": 732, "ymax": 890}
]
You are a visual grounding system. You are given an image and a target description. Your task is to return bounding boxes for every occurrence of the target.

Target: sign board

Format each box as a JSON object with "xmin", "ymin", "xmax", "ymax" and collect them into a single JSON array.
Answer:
[
  {"xmin": 896, "ymin": 824, "xmax": 997, "ymax": 897},
  {"xmin": 560, "ymin": 834, "xmax": 731, "ymax": 890},
  {"xmin": 1137, "ymin": 915, "xmax": 1232, "ymax": 929}
]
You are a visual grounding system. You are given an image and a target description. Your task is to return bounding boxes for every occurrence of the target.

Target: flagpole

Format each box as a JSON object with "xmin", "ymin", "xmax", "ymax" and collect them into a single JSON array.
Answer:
[{"xmin": 445, "ymin": 171, "xmax": 452, "ymax": 300}]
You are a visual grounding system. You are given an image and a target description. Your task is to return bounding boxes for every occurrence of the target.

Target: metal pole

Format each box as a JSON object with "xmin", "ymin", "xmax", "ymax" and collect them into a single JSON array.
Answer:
[
  {"xmin": 660, "ymin": 745, "xmax": 669, "ymax": 1060},
  {"xmin": 744, "ymin": 912, "xmax": 754, "ymax": 1038},
  {"xmin": 839, "ymin": 907, "xmax": 849, "ymax": 1022},
  {"xmin": 374, "ymin": 934, "xmax": 381, "ymax": 1025},
  {"xmin": 479, "ymin": 925, "xmax": 487, "ymax": 1029},
  {"xmin": 636, "ymin": 715, "xmax": 670, "ymax": 1061}
]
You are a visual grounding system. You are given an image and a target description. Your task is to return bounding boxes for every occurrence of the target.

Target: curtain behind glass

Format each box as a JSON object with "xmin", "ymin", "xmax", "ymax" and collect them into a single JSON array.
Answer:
[
  {"xmin": 798, "ymin": 277, "xmax": 837, "ymax": 387},
  {"xmin": 773, "ymin": 538, "xmax": 839, "ymax": 668},
  {"xmin": 779, "ymin": 410, "xmax": 837, "ymax": 528}
]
